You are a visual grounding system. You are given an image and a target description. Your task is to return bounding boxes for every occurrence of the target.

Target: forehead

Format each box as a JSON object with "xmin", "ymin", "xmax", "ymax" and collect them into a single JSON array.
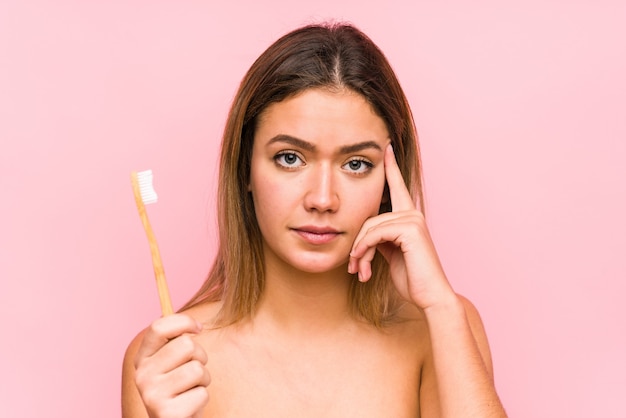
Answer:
[{"xmin": 254, "ymin": 88, "xmax": 389, "ymax": 145}]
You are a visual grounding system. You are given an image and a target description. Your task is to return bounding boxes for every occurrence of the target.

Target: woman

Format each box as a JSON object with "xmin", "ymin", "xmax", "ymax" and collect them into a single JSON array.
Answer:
[{"xmin": 122, "ymin": 23, "xmax": 507, "ymax": 417}]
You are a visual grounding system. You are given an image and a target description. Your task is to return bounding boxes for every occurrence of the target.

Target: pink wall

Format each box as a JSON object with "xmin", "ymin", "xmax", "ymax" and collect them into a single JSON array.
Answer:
[{"xmin": 1, "ymin": 1, "xmax": 625, "ymax": 416}]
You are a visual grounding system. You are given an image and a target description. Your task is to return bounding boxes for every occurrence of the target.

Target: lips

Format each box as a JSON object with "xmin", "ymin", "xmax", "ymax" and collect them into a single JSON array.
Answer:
[{"xmin": 291, "ymin": 225, "xmax": 342, "ymax": 245}]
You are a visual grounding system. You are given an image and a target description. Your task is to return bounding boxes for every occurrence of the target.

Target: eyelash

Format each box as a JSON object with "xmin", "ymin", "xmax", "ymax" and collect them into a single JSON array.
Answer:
[
  {"xmin": 343, "ymin": 158, "xmax": 374, "ymax": 175},
  {"xmin": 274, "ymin": 151, "xmax": 304, "ymax": 169},
  {"xmin": 273, "ymin": 151, "xmax": 374, "ymax": 175}
]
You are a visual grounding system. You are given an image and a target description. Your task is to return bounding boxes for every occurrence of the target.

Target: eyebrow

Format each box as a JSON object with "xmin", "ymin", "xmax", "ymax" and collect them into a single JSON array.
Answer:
[{"xmin": 266, "ymin": 134, "xmax": 383, "ymax": 154}]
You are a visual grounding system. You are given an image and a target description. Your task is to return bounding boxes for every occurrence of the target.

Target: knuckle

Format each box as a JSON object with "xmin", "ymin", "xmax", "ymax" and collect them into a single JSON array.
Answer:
[
  {"xmin": 198, "ymin": 348, "xmax": 209, "ymax": 365},
  {"xmin": 133, "ymin": 354, "xmax": 145, "ymax": 370},
  {"xmin": 412, "ymin": 210, "xmax": 425, "ymax": 223},
  {"xmin": 186, "ymin": 360, "xmax": 206, "ymax": 380},
  {"xmin": 177, "ymin": 335, "xmax": 196, "ymax": 357},
  {"xmin": 134, "ymin": 367, "xmax": 149, "ymax": 388},
  {"xmin": 141, "ymin": 386, "xmax": 163, "ymax": 409},
  {"xmin": 190, "ymin": 385, "xmax": 211, "ymax": 405},
  {"xmin": 148, "ymin": 319, "xmax": 167, "ymax": 337},
  {"xmin": 413, "ymin": 217, "xmax": 427, "ymax": 233},
  {"xmin": 160, "ymin": 404, "xmax": 179, "ymax": 418}
]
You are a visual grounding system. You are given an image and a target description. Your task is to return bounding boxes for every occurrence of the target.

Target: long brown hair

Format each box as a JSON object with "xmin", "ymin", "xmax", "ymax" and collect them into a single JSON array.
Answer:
[{"xmin": 181, "ymin": 23, "xmax": 423, "ymax": 327}]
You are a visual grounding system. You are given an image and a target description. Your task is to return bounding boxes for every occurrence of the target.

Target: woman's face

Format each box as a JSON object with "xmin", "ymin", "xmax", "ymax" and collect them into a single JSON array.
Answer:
[{"xmin": 249, "ymin": 88, "xmax": 389, "ymax": 276}]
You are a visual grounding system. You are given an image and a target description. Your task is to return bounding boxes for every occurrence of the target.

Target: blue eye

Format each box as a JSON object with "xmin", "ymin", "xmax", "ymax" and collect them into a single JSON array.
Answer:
[
  {"xmin": 274, "ymin": 151, "xmax": 304, "ymax": 168},
  {"xmin": 343, "ymin": 158, "xmax": 373, "ymax": 174}
]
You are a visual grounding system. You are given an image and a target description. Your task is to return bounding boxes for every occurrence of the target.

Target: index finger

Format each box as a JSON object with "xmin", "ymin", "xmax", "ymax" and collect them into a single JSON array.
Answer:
[
  {"xmin": 136, "ymin": 314, "xmax": 202, "ymax": 362},
  {"xmin": 384, "ymin": 144, "xmax": 415, "ymax": 212}
]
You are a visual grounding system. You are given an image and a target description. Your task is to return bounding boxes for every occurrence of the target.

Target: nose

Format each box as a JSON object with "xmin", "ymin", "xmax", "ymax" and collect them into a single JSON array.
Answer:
[{"xmin": 303, "ymin": 162, "xmax": 339, "ymax": 213}]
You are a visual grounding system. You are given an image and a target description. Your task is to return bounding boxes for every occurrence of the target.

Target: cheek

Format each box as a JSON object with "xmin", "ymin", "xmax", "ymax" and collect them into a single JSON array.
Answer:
[
  {"xmin": 249, "ymin": 175, "xmax": 292, "ymax": 221},
  {"xmin": 344, "ymin": 176, "xmax": 386, "ymax": 218}
]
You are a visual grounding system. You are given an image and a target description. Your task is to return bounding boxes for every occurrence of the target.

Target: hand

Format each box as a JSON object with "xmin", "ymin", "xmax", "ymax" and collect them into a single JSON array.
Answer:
[
  {"xmin": 348, "ymin": 145, "xmax": 456, "ymax": 310},
  {"xmin": 134, "ymin": 314, "xmax": 211, "ymax": 418}
]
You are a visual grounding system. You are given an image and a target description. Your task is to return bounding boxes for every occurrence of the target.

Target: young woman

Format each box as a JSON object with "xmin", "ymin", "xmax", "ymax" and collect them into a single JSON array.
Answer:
[{"xmin": 122, "ymin": 23, "xmax": 507, "ymax": 418}]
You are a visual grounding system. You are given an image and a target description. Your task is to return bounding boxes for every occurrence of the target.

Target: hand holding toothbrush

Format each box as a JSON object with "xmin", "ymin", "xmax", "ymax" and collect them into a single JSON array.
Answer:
[
  {"xmin": 125, "ymin": 170, "xmax": 210, "ymax": 417},
  {"xmin": 130, "ymin": 315, "xmax": 210, "ymax": 418}
]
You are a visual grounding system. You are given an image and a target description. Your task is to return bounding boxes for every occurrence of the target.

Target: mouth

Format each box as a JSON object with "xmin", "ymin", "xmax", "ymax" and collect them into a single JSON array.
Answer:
[{"xmin": 291, "ymin": 226, "xmax": 343, "ymax": 245}]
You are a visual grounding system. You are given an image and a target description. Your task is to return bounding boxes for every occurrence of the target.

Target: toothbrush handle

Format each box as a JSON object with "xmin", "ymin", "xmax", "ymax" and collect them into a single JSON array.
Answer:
[{"xmin": 131, "ymin": 174, "xmax": 174, "ymax": 316}]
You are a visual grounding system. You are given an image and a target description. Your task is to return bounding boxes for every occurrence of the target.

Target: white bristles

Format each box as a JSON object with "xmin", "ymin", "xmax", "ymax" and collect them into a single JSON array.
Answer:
[{"xmin": 136, "ymin": 170, "xmax": 158, "ymax": 204}]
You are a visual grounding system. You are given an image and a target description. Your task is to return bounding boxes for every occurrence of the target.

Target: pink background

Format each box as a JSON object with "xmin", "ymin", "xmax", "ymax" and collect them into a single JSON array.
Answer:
[{"xmin": 1, "ymin": 0, "xmax": 625, "ymax": 416}]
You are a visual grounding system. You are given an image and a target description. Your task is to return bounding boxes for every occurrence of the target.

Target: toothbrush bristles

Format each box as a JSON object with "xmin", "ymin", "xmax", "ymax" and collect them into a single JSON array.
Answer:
[{"xmin": 136, "ymin": 170, "xmax": 158, "ymax": 204}]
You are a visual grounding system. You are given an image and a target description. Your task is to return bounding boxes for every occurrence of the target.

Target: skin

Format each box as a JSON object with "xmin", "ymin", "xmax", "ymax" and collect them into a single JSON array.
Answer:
[
  {"xmin": 122, "ymin": 88, "xmax": 507, "ymax": 418},
  {"xmin": 249, "ymin": 88, "xmax": 388, "ymax": 287}
]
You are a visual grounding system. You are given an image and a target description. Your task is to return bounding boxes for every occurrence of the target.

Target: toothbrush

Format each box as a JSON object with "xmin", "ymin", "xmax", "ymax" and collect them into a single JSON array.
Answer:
[{"xmin": 130, "ymin": 170, "xmax": 174, "ymax": 316}]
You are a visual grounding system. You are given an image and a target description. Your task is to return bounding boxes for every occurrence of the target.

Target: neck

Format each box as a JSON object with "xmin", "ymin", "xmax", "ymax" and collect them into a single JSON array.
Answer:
[{"xmin": 254, "ymin": 261, "xmax": 354, "ymax": 335}]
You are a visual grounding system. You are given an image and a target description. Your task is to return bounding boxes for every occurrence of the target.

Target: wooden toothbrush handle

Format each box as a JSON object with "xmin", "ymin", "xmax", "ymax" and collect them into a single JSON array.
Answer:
[{"xmin": 131, "ymin": 173, "xmax": 174, "ymax": 316}]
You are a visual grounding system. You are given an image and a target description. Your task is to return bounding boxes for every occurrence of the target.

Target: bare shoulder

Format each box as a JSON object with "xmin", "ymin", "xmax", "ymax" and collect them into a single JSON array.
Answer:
[
  {"xmin": 457, "ymin": 293, "xmax": 486, "ymax": 326},
  {"xmin": 180, "ymin": 300, "xmax": 224, "ymax": 327},
  {"xmin": 359, "ymin": 294, "xmax": 493, "ymax": 376}
]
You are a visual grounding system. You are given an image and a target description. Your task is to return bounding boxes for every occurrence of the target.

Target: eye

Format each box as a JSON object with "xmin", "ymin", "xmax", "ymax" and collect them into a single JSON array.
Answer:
[
  {"xmin": 274, "ymin": 151, "xmax": 305, "ymax": 168},
  {"xmin": 342, "ymin": 158, "xmax": 373, "ymax": 174}
]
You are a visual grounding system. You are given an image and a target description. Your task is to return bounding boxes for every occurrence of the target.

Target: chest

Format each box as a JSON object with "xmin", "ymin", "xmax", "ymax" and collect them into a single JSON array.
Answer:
[{"xmin": 200, "ymin": 329, "xmax": 424, "ymax": 418}]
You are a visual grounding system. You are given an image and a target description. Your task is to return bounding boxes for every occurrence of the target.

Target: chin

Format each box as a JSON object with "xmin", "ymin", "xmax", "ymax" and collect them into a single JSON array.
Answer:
[{"xmin": 286, "ymin": 254, "xmax": 348, "ymax": 275}]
